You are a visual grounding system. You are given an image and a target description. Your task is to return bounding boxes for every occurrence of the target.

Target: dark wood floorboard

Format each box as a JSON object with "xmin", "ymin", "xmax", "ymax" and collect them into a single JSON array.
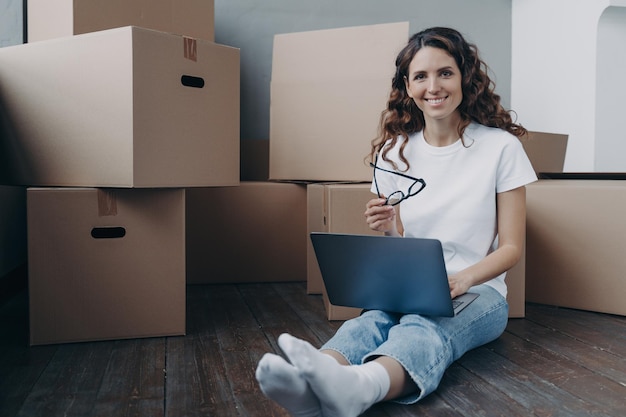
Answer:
[{"xmin": 1, "ymin": 281, "xmax": 625, "ymax": 417}]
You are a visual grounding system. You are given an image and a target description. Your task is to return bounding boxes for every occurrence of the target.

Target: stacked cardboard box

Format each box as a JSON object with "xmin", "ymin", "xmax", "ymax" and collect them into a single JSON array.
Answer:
[
  {"xmin": 269, "ymin": 22, "xmax": 409, "ymax": 182},
  {"xmin": 27, "ymin": 0, "xmax": 215, "ymax": 42},
  {"xmin": 0, "ymin": 1, "xmax": 240, "ymax": 344},
  {"xmin": 525, "ymin": 178, "xmax": 626, "ymax": 316},
  {"xmin": 186, "ymin": 181, "xmax": 308, "ymax": 285},
  {"xmin": 0, "ymin": 26, "xmax": 239, "ymax": 188},
  {"xmin": 27, "ymin": 188, "xmax": 186, "ymax": 345}
]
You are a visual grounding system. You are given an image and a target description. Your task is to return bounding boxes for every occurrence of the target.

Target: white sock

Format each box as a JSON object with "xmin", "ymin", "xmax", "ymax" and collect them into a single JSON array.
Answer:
[
  {"xmin": 278, "ymin": 333, "xmax": 391, "ymax": 417},
  {"xmin": 255, "ymin": 352, "xmax": 322, "ymax": 417}
]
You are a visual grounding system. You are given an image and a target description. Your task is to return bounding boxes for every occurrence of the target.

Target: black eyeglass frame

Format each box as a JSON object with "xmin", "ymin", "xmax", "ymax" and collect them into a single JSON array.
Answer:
[{"xmin": 369, "ymin": 154, "xmax": 426, "ymax": 206}]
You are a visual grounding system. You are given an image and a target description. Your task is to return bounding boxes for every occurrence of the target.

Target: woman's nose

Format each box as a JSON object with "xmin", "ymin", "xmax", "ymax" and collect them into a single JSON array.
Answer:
[{"xmin": 428, "ymin": 78, "xmax": 440, "ymax": 94}]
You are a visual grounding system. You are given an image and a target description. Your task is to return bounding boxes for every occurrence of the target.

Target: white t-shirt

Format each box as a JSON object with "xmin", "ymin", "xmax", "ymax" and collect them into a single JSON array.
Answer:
[{"xmin": 371, "ymin": 122, "xmax": 537, "ymax": 297}]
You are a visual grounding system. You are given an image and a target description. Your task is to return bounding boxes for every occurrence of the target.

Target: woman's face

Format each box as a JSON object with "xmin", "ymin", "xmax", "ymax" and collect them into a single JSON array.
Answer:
[{"xmin": 404, "ymin": 46, "xmax": 463, "ymax": 125}]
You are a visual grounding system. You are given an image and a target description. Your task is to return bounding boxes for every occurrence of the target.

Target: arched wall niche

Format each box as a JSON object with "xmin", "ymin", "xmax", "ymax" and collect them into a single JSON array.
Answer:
[{"xmin": 595, "ymin": 5, "xmax": 626, "ymax": 171}]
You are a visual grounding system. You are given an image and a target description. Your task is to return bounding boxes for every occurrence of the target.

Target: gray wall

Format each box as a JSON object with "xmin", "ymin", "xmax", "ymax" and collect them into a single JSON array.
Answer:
[
  {"xmin": 214, "ymin": 0, "xmax": 514, "ymax": 141},
  {"xmin": 0, "ymin": 0, "xmax": 27, "ymax": 279}
]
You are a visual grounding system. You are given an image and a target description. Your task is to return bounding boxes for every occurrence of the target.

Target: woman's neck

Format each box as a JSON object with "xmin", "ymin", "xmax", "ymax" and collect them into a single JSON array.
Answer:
[
  {"xmin": 423, "ymin": 123, "xmax": 460, "ymax": 147},
  {"xmin": 423, "ymin": 114, "xmax": 462, "ymax": 147}
]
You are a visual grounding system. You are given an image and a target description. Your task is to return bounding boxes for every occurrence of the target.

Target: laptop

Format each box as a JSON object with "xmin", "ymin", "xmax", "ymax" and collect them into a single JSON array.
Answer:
[{"xmin": 310, "ymin": 232, "xmax": 479, "ymax": 317}]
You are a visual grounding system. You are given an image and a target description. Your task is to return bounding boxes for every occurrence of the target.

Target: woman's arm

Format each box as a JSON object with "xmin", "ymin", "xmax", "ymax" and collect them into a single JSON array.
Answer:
[{"xmin": 448, "ymin": 186, "xmax": 527, "ymax": 299}]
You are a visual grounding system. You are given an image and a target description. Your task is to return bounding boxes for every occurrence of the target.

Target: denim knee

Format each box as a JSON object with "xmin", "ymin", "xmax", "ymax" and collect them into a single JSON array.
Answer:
[{"xmin": 321, "ymin": 310, "xmax": 401, "ymax": 364}]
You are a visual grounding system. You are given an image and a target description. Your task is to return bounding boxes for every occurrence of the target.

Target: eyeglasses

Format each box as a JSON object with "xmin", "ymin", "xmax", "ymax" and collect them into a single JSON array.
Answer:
[{"xmin": 369, "ymin": 154, "xmax": 426, "ymax": 206}]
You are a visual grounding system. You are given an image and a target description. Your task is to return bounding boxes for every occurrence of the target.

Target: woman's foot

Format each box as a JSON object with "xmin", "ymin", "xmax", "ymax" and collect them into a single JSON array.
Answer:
[
  {"xmin": 255, "ymin": 352, "xmax": 322, "ymax": 417},
  {"xmin": 277, "ymin": 333, "xmax": 390, "ymax": 417}
]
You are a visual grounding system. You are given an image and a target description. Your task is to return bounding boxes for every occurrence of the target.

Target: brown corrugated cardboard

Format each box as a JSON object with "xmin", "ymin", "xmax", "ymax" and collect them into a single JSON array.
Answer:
[
  {"xmin": 306, "ymin": 183, "xmax": 382, "ymax": 320},
  {"xmin": 27, "ymin": 188, "xmax": 186, "ymax": 345},
  {"xmin": 525, "ymin": 180, "xmax": 626, "ymax": 316},
  {"xmin": 186, "ymin": 182, "xmax": 308, "ymax": 284},
  {"xmin": 521, "ymin": 131, "xmax": 569, "ymax": 174},
  {"xmin": 28, "ymin": 0, "xmax": 214, "ymax": 42},
  {"xmin": 269, "ymin": 22, "xmax": 409, "ymax": 182},
  {"xmin": 0, "ymin": 26, "xmax": 239, "ymax": 188}
]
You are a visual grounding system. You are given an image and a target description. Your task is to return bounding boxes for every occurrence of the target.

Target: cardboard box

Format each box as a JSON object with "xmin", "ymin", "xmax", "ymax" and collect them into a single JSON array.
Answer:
[
  {"xmin": 269, "ymin": 22, "xmax": 409, "ymax": 182},
  {"xmin": 28, "ymin": 0, "xmax": 214, "ymax": 42},
  {"xmin": 27, "ymin": 188, "xmax": 186, "ymax": 345},
  {"xmin": 186, "ymin": 182, "xmax": 308, "ymax": 284},
  {"xmin": 504, "ymin": 130, "xmax": 569, "ymax": 318},
  {"xmin": 307, "ymin": 181, "xmax": 530, "ymax": 320},
  {"xmin": 306, "ymin": 183, "xmax": 382, "ymax": 320},
  {"xmin": 521, "ymin": 131, "xmax": 569, "ymax": 175},
  {"xmin": 0, "ymin": 26, "xmax": 239, "ymax": 188},
  {"xmin": 525, "ymin": 180, "xmax": 626, "ymax": 316}
]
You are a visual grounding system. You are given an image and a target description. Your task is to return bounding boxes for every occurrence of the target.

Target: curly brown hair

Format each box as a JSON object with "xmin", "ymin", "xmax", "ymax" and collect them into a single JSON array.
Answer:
[{"xmin": 368, "ymin": 27, "xmax": 526, "ymax": 170}]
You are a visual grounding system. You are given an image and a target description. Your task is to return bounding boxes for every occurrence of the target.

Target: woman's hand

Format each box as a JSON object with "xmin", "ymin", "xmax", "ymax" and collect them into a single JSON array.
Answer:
[
  {"xmin": 364, "ymin": 197, "xmax": 399, "ymax": 235},
  {"xmin": 448, "ymin": 273, "xmax": 472, "ymax": 299}
]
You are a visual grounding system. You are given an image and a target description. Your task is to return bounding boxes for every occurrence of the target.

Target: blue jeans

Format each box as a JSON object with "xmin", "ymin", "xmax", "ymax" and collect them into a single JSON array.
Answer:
[{"xmin": 320, "ymin": 284, "xmax": 509, "ymax": 404}]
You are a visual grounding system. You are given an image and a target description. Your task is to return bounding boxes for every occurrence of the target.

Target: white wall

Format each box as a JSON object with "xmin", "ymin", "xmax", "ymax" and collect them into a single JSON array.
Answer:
[{"xmin": 512, "ymin": 0, "xmax": 626, "ymax": 171}]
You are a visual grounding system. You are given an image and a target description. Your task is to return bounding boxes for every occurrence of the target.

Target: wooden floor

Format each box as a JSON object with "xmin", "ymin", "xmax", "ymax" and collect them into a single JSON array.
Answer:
[{"xmin": 1, "ymin": 281, "xmax": 625, "ymax": 417}]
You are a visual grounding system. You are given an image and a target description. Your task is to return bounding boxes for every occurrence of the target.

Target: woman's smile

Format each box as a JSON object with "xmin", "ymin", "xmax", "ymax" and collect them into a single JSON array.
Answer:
[{"xmin": 425, "ymin": 96, "xmax": 448, "ymax": 105}]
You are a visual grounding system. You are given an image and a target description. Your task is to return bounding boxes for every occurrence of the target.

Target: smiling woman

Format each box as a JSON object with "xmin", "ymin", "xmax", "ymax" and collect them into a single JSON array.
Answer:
[{"xmin": 256, "ymin": 26, "xmax": 537, "ymax": 417}]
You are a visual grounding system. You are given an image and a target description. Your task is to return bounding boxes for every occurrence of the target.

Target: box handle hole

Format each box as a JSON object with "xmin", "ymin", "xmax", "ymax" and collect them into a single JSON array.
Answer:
[
  {"xmin": 91, "ymin": 227, "xmax": 126, "ymax": 239},
  {"xmin": 181, "ymin": 75, "xmax": 205, "ymax": 88}
]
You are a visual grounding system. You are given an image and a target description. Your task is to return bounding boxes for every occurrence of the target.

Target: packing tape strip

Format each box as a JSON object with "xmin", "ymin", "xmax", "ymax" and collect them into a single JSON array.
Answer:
[
  {"xmin": 97, "ymin": 189, "xmax": 117, "ymax": 217},
  {"xmin": 183, "ymin": 36, "xmax": 197, "ymax": 62}
]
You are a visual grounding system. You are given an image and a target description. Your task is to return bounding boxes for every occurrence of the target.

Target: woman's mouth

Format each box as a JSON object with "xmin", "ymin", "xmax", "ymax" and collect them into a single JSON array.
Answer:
[{"xmin": 426, "ymin": 97, "xmax": 446, "ymax": 105}]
